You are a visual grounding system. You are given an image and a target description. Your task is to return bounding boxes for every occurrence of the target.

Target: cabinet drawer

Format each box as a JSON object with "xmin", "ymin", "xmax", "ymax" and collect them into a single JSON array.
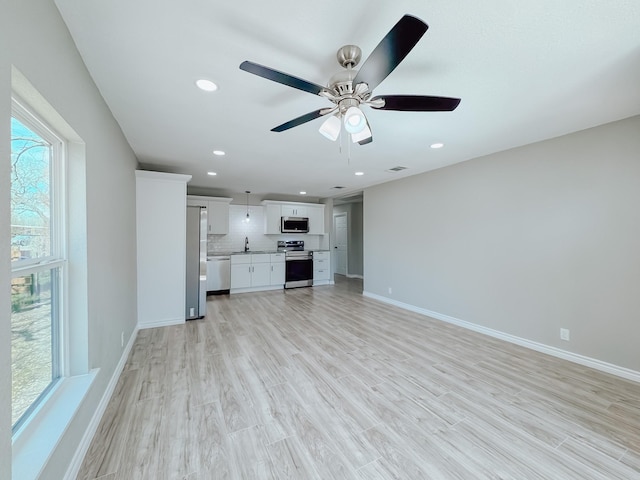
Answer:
[
  {"xmin": 314, "ymin": 251, "xmax": 329, "ymax": 260},
  {"xmin": 251, "ymin": 253, "xmax": 271, "ymax": 263},
  {"xmin": 270, "ymin": 253, "xmax": 285, "ymax": 262},
  {"xmin": 231, "ymin": 254, "xmax": 251, "ymax": 265},
  {"xmin": 313, "ymin": 268, "xmax": 330, "ymax": 280}
]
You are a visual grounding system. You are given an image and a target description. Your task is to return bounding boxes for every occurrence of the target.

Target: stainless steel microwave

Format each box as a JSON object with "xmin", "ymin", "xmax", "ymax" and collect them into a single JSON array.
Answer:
[{"xmin": 281, "ymin": 216, "xmax": 309, "ymax": 233}]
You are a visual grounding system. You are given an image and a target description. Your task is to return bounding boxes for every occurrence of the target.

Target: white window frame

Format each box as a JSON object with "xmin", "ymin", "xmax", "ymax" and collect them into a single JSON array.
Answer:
[{"xmin": 10, "ymin": 96, "xmax": 68, "ymax": 433}]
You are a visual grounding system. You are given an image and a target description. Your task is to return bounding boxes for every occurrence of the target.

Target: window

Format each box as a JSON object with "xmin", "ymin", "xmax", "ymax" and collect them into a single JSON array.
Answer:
[{"xmin": 10, "ymin": 98, "xmax": 65, "ymax": 431}]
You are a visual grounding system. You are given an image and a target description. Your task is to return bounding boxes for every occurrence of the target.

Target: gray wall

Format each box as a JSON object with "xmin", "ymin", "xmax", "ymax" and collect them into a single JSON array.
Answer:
[
  {"xmin": 333, "ymin": 203, "xmax": 364, "ymax": 277},
  {"xmin": 1, "ymin": 1, "xmax": 139, "ymax": 478},
  {"xmin": 350, "ymin": 202, "xmax": 363, "ymax": 277},
  {"xmin": 364, "ymin": 115, "xmax": 640, "ymax": 372}
]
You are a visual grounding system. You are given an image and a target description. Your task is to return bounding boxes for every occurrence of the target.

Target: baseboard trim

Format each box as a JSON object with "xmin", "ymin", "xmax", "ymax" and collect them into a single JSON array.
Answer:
[
  {"xmin": 362, "ymin": 291, "xmax": 640, "ymax": 384},
  {"xmin": 346, "ymin": 274, "xmax": 364, "ymax": 279},
  {"xmin": 138, "ymin": 317, "xmax": 184, "ymax": 330},
  {"xmin": 64, "ymin": 326, "xmax": 139, "ymax": 479},
  {"xmin": 230, "ymin": 285, "xmax": 283, "ymax": 295}
]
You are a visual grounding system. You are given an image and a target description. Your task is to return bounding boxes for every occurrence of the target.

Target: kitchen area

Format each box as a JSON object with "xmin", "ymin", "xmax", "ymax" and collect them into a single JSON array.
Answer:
[{"xmin": 187, "ymin": 195, "xmax": 332, "ymax": 298}]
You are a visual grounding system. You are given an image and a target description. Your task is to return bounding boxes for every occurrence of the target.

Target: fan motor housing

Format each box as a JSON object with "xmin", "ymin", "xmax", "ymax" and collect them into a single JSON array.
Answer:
[
  {"xmin": 329, "ymin": 69, "xmax": 356, "ymax": 96},
  {"xmin": 336, "ymin": 45, "xmax": 361, "ymax": 68}
]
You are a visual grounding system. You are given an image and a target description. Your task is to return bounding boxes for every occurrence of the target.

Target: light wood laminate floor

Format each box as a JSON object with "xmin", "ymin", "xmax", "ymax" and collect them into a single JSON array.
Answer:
[{"xmin": 78, "ymin": 277, "xmax": 640, "ymax": 479}]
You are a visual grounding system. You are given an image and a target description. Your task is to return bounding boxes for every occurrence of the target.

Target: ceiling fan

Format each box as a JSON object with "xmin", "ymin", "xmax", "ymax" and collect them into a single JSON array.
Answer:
[{"xmin": 239, "ymin": 14, "xmax": 461, "ymax": 145}]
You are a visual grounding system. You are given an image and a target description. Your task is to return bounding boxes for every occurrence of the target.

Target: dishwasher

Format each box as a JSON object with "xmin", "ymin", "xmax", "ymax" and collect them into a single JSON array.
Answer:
[{"xmin": 206, "ymin": 255, "xmax": 231, "ymax": 294}]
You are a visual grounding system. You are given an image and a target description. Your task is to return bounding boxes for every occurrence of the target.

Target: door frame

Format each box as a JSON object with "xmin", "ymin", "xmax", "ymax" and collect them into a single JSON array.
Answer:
[{"xmin": 333, "ymin": 212, "xmax": 348, "ymax": 276}]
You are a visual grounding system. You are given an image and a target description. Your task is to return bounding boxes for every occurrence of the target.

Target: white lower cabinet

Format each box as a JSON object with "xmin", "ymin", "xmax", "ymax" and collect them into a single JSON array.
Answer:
[
  {"xmin": 230, "ymin": 255, "xmax": 252, "ymax": 289},
  {"xmin": 313, "ymin": 251, "xmax": 331, "ymax": 285},
  {"xmin": 250, "ymin": 254, "xmax": 271, "ymax": 287},
  {"xmin": 270, "ymin": 253, "xmax": 285, "ymax": 285},
  {"xmin": 231, "ymin": 251, "xmax": 328, "ymax": 292},
  {"xmin": 231, "ymin": 253, "xmax": 285, "ymax": 293}
]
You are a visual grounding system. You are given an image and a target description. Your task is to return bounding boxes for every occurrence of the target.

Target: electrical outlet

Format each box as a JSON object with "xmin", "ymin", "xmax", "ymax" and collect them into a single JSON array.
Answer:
[
  {"xmin": 121, "ymin": 331, "xmax": 125, "ymax": 348},
  {"xmin": 388, "ymin": 287, "xmax": 392, "ymax": 294},
  {"xmin": 560, "ymin": 328, "xmax": 570, "ymax": 341}
]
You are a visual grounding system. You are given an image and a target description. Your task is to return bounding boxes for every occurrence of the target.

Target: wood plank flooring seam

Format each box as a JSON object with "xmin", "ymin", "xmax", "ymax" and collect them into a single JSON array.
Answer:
[{"xmin": 76, "ymin": 277, "xmax": 640, "ymax": 479}]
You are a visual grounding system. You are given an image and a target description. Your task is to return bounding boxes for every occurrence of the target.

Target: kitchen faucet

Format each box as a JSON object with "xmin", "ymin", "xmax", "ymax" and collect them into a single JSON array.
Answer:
[{"xmin": 244, "ymin": 236, "xmax": 249, "ymax": 252}]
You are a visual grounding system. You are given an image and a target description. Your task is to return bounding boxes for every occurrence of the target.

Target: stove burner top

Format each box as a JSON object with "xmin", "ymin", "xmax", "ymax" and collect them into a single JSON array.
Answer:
[{"xmin": 277, "ymin": 240, "xmax": 304, "ymax": 252}]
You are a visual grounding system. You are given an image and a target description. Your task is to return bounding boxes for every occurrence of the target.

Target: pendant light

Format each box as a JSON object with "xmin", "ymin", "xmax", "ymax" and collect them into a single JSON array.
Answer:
[{"xmin": 245, "ymin": 191, "xmax": 250, "ymax": 223}]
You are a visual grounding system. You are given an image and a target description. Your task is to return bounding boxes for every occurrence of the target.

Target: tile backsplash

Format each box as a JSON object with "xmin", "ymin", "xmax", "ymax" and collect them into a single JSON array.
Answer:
[{"xmin": 207, "ymin": 205, "xmax": 322, "ymax": 254}]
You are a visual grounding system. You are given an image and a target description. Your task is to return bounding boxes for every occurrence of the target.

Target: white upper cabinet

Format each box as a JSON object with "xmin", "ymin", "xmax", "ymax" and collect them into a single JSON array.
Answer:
[
  {"xmin": 187, "ymin": 195, "xmax": 232, "ymax": 234},
  {"xmin": 262, "ymin": 201, "xmax": 326, "ymax": 235},
  {"xmin": 281, "ymin": 205, "xmax": 307, "ymax": 217},
  {"xmin": 264, "ymin": 204, "xmax": 282, "ymax": 235},
  {"xmin": 207, "ymin": 199, "xmax": 231, "ymax": 234},
  {"xmin": 186, "ymin": 197, "xmax": 207, "ymax": 207},
  {"xmin": 306, "ymin": 205, "xmax": 325, "ymax": 235}
]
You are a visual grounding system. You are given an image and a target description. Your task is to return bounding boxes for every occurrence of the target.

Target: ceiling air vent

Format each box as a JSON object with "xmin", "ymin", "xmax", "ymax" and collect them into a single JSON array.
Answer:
[{"xmin": 387, "ymin": 166, "xmax": 408, "ymax": 172}]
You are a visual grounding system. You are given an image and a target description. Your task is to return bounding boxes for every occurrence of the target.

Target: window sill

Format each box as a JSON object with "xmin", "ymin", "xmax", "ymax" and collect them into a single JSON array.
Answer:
[{"xmin": 12, "ymin": 369, "xmax": 98, "ymax": 480}]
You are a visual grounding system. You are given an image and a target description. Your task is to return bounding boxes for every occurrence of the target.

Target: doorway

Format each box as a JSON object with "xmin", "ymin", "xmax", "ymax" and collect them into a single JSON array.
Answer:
[{"xmin": 333, "ymin": 213, "xmax": 348, "ymax": 276}]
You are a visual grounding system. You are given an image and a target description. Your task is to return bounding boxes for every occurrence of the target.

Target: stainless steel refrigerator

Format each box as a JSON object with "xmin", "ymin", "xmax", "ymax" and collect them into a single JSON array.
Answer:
[{"xmin": 185, "ymin": 205, "xmax": 207, "ymax": 320}]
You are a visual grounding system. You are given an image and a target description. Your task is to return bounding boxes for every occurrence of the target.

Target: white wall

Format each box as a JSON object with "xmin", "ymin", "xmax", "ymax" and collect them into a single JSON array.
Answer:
[
  {"xmin": 0, "ymin": 2, "xmax": 12, "ymax": 476},
  {"xmin": 1, "ymin": 1, "xmax": 139, "ymax": 478},
  {"xmin": 136, "ymin": 171, "xmax": 190, "ymax": 328},
  {"xmin": 364, "ymin": 115, "xmax": 640, "ymax": 373}
]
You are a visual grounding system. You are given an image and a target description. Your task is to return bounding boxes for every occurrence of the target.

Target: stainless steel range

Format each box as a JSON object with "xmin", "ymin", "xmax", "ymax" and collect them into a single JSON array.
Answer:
[{"xmin": 278, "ymin": 240, "xmax": 313, "ymax": 288}]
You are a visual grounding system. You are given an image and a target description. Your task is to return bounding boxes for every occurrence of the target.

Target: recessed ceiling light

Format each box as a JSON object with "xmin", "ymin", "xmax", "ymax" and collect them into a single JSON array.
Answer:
[
  {"xmin": 299, "ymin": 191, "xmax": 307, "ymax": 195},
  {"xmin": 207, "ymin": 171, "xmax": 217, "ymax": 176},
  {"xmin": 430, "ymin": 142, "xmax": 444, "ymax": 149},
  {"xmin": 196, "ymin": 79, "xmax": 218, "ymax": 92},
  {"xmin": 212, "ymin": 150, "xmax": 225, "ymax": 156},
  {"xmin": 355, "ymin": 171, "xmax": 364, "ymax": 176}
]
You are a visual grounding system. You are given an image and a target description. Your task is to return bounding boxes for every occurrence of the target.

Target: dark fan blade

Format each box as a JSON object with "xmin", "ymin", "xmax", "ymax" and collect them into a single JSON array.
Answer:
[
  {"xmin": 370, "ymin": 95, "xmax": 461, "ymax": 111},
  {"xmin": 240, "ymin": 61, "xmax": 326, "ymax": 96},
  {"xmin": 271, "ymin": 109, "xmax": 327, "ymax": 132},
  {"xmin": 353, "ymin": 15, "xmax": 428, "ymax": 91}
]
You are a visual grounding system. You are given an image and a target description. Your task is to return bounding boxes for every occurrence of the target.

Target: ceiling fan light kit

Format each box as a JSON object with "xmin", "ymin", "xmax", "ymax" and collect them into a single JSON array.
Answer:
[
  {"xmin": 239, "ymin": 14, "xmax": 461, "ymax": 145},
  {"xmin": 344, "ymin": 106, "xmax": 366, "ymax": 134},
  {"xmin": 319, "ymin": 115, "xmax": 342, "ymax": 141},
  {"xmin": 350, "ymin": 121, "xmax": 372, "ymax": 144}
]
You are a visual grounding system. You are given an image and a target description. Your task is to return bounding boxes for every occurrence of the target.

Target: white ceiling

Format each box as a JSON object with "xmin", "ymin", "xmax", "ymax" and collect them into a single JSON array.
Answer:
[{"xmin": 55, "ymin": 0, "xmax": 640, "ymax": 200}]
